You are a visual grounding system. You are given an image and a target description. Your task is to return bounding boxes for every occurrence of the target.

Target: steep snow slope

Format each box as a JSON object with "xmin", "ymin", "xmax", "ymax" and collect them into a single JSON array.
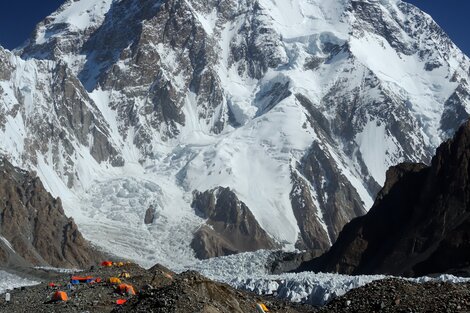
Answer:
[{"xmin": 0, "ymin": 0, "xmax": 469, "ymax": 266}]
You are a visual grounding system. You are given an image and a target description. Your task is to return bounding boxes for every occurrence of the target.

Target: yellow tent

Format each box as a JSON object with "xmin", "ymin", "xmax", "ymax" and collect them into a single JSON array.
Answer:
[
  {"xmin": 119, "ymin": 272, "xmax": 130, "ymax": 278},
  {"xmin": 108, "ymin": 277, "xmax": 122, "ymax": 285},
  {"xmin": 256, "ymin": 303, "xmax": 269, "ymax": 312}
]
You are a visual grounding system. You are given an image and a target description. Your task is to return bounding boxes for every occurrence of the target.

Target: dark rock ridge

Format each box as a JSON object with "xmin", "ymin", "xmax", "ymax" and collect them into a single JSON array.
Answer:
[
  {"xmin": 267, "ymin": 250, "xmax": 324, "ymax": 275},
  {"xmin": 0, "ymin": 157, "xmax": 101, "ymax": 268},
  {"xmin": 290, "ymin": 171, "xmax": 331, "ymax": 252},
  {"xmin": 191, "ymin": 187, "xmax": 278, "ymax": 259},
  {"xmin": 290, "ymin": 93, "xmax": 375, "ymax": 252},
  {"xmin": 291, "ymin": 137, "xmax": 367, "ymax": 251},
  {"xmin": 296, "ymin": 120, "xmax": 470, "ymax": 277}
]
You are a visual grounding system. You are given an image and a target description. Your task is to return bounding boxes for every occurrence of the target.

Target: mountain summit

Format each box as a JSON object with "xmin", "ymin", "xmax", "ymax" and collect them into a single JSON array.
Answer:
[{"xmin": 0, "ymin": 0, "xmax": 470, "ymax": 266}]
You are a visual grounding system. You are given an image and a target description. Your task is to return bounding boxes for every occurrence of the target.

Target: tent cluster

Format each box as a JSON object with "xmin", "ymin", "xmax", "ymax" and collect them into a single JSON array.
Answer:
[
  {"xmin": 48, "ymin": 261, "xmax": 137, "ymax": 305},
  {"xmin": 101, "ymin": 260, "xmax": 132, "ymax": 267}
]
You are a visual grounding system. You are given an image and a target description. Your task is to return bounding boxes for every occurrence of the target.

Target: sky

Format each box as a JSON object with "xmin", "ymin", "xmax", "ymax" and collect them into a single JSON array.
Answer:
[
  {"xmin": 0, "ymin": 1, "xmax": 64, "ymax": 49},
  {"xmin": 0, "ymin": 0, "xmax": 469, "ymax": 56}
]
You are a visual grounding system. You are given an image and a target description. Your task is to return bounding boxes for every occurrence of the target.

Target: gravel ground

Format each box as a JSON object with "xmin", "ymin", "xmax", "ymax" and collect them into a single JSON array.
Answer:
[
  {"xmin": 0, "ymin": 263, "xmax": 169, "ymax": 313},
  {"xmin": 321, "ymin": 278, "xmax": 470, "ymax": 313},
  {"xmin": 0, "ymin": 264, "xmax": 314, "ymax": 313}
]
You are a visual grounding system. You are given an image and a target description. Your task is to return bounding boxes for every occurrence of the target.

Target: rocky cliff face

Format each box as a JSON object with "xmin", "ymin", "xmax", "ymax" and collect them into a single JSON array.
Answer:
[
  {"xmin": 191, "ymin": 187, "xmax": 278, "ymax": 259},
  {"xmin": 0, "ymin": 0, "xmax": 470, "ymax": 265},
  {"xmin": 0, "ymin": 158, "xmax": 100, "ymax": 268},
  {"xmin": 296, "ymin": 120, "xmax": 470, "ymax": 277}
]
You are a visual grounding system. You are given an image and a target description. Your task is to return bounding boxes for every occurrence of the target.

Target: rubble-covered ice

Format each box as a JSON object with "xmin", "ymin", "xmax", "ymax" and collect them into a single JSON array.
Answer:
[
  {"xmin": 0, "ymin": 271, "xmax": 39, "ymax": 294},
  {"xmin": 0, "ymin": 250, "xmax": 469, "ymax": 307},
  {"xmin": 186, "ymin": 250, "xmax": 470, "ymax": 306}
]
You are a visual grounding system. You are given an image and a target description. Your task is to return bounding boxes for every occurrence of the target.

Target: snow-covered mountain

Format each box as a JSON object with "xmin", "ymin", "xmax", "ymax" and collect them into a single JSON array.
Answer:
[{"xmin": 1, "ymin": 0, "xmax": 470, "ymax": 267}]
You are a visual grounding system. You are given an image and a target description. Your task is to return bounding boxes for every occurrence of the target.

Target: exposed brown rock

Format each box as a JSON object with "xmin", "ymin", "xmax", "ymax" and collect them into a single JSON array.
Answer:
[
  {"xmin": 290, "ymin": 138, "xmax": 367, "ymax": 251},
  {"xmin": 290, "ymin": 172, "xmax": 330, "ymax": 251},
  {"xmin": 296, "ymin": 120, "xmax": 470, "ymax": 277},
  {"xmin": 144, "ymin": 205, "xmax": 156, "ymax": 224},
  {"xmin": 191, "ymin": 187, "xmax": 278, "ymax": 259},
  {"xmin": 0, "ymin": 157, "xmax": 101, "ymax": 268}
]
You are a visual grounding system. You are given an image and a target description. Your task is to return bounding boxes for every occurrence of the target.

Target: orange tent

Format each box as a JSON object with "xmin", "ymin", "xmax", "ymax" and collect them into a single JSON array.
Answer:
[
  {"xmin": 117, "ymin": 283, "xmax": 136, "ymax": 295},
  {"xmin": 101, "ymin": 261, "xmax": 113, "ymax": 267},
  {"xmin": 52, "ymin": 291, "xmax": 69, "ymax": 302}
]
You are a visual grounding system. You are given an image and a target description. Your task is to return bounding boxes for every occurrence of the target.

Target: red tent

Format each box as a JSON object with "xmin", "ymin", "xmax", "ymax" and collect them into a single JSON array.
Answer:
[{"xmin": 70, "ymin": 276, "xmax": 98, "ymax": 284}]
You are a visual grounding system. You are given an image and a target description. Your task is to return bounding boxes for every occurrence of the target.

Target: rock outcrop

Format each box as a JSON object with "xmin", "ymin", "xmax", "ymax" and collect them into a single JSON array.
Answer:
[
  {"xmin": 321, "ymin": 279, "xmax": 470, "ymax": 313},
  {"xmin": 267, "ymin": 250, "xmax": 324, "ymax": 275},
  {"xmin": 296, "ymin": 120, "xmax": 470, "ymax": 277},
  {"xmin": 191, "ymin": 187, "xmax": 278, "ymax": 259},
  {"xmin": 0, "ymin": 158, "xmax": 101, "ymax": 268},
  {"xmin": 144, "ymin": 205, "xmax": 156, "ymax": 225},
  {"xmin": 116, "ymin": 270, "xmax": 312, "ymax": 313},
  {"xmin": 291, "ymin": 137, "xmax": 368, "ymax": 251}
]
